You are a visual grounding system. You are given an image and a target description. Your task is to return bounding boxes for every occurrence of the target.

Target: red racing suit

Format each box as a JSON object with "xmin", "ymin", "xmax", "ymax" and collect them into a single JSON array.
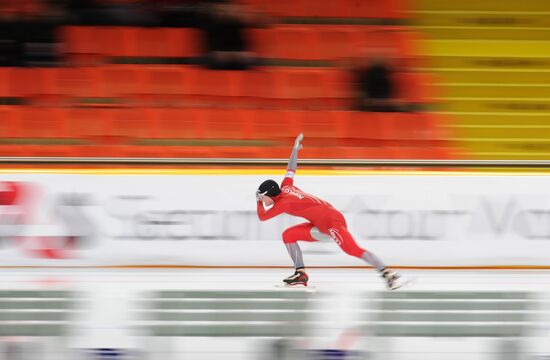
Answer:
[{"xmin": 257, "ymin": 176, "xmax": 366, "ymax": 258}]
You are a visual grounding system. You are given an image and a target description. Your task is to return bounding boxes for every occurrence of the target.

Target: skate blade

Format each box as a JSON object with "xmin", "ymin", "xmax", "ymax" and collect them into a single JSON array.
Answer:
[
  {"xmin": 275, "ymin": 283, "xmax": 316, "ymax": 291},
  {"xmin": 389, "ymin": 277, "xmax": 415, "ymax": 291}
]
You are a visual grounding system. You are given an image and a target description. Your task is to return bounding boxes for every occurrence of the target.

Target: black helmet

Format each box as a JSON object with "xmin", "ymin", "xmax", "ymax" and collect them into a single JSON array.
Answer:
[{"xmin": 258, "ymin": 179, "xmax": 281, "ymax": 197}]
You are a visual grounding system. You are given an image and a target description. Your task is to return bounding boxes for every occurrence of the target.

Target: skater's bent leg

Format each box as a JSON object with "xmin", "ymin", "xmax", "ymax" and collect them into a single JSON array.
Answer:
[
  {"xmin": 282, "ymin": 223, "xmax": 316, "ymax": 270},
  {"xmin": 328, "ymin": 226, "xmax": 387, "ymax": 272},
  {"xmin": 285, "ymin": 243, "xmax": 305, "ymax": 270},
  {"xmin": 310, "ymin": 227, "xmax": 332, "ymax": 242},
  {"xmin": 361, "ymin": 250, "xmax": 387, "ymax": 272}
]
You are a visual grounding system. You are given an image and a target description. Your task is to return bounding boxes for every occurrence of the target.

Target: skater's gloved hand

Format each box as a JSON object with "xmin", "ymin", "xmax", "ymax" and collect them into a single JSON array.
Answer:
[
  {"xmin": 294, "ymin": 133, "xmax": 304, "ymax": 150},
  {"xmin": 255, "ymin": 189, "xmax": 263, "ymax": 202}
]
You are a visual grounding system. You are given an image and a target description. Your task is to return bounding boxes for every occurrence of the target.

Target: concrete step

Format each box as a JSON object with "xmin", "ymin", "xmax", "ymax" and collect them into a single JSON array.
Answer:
[
  {"xmin": 415, "ymin": 26, "xmax": 550, "ymax": 40},
  {"xmin": 456, "ymin": 138, "xmax": 550, "ymax": 159},
  {"xmin": 427, "ymin": 56, "xmax": 550, "ymax": 70},
  {"xmin": 430, "ymin": 69, "xmax": 550, "ymax": 84},
  {"xmin": 451, "ymin": 125, "xmax": 550, "ymax": 139},
  {"xmin": 410, "ymin": 10, "xmax": 550, "ymax": 28},
  {"xmin": 440, "ymin": 84, "xmax": 550, "ymax": 98},
  {"xmin": 421, "ymin": 39, "xmax": 550, "ymax": 57},
  {"xmin": 436, "ymin": 112, "xmax": 550, "ymax": 126},
  {"xmin": 412, "ymin": 0, "xmax": 550, "ymax": 12},
  {"xmin": 434, "ymin": 97, "xmax": 550, "ymax": 112}
]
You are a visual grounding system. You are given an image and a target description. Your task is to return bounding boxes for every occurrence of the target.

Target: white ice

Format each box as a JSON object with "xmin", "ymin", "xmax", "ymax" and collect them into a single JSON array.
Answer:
[{"xmin": 0, "ymin": 268, "xmax": 549, "ymax": 360}]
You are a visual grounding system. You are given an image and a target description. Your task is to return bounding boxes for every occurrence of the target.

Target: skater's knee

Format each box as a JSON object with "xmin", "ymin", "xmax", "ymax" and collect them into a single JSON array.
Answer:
[
  {"xmin": 342, "ymin": 244, "xmax": 364, "ymax": 258},
  {"xmin": 329, "ymin": 228, "xmax": 364, "ymax": 257},
  {"xmin": 282, "ymin": 228, "xmax": 297, "ymax": 244}
]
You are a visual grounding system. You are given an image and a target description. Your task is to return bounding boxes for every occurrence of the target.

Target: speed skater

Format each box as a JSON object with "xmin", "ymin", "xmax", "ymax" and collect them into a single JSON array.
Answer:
[{"xmin": 256, "ymin": 133, "xmax": 405, "ymax": 290}]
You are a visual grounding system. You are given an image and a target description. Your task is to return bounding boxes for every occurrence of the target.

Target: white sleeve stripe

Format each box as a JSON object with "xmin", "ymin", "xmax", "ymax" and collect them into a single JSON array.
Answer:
[{"xmin": 285, "ymin": 171, "xmax": 295, "ymax": 178}]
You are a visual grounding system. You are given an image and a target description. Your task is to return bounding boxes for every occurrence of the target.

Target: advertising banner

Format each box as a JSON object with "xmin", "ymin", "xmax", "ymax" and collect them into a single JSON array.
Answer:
[{"xmin": 1, "ymin": 170, "xmax": 550, "ymax": 267}]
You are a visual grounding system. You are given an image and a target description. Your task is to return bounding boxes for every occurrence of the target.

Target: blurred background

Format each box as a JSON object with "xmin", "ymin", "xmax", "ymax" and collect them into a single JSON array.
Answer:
[
  {"xmin": 1, "ymin": 0, "xmax": 550, "ymax": 359},
  {"xmin": 0, "ymin": 0, "xmax": 549, "ymax": 160}
]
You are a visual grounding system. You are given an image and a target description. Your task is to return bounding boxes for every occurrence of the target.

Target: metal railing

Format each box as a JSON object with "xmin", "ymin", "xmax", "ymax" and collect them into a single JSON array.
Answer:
[{"xmin": 2, "ymin": 157, "xmax": 550, "ymax": 168}]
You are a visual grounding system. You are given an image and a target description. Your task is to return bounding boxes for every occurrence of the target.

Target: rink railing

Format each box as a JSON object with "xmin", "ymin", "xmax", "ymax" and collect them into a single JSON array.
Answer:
[{"xmin": 3, "ymin": 157, "xmax": 550, "ymax": 168}]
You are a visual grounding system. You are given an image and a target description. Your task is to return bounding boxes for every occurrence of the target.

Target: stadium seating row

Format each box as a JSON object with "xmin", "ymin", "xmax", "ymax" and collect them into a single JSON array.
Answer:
[
  {"xmin": 1, "ymin": 0, "xmax": 408, "ymax": 19},
  {"xmin": 60, "ymin": 26, "xmax": 420, "ymax": 62},
  {"xmin": 414, "ymin": 0, "xmax": 547, "ymax": 12},
  {"xmin": 0, "ymin": 66, "xmax": 434, "ymax": 107},
  {"xmin": 0, "ymin": 143, "xmax": 453, "ymax": 160},
  {"xmin": 0, "ymin": 107, "xmax": 449, "ymax": 147},
  {"xmin": 0, "ymin": 0, "xmax": 44, "ymax": 16},
  {"xmin": 237, "ymin": 0, "xmax": 408, "ymax": 18}
]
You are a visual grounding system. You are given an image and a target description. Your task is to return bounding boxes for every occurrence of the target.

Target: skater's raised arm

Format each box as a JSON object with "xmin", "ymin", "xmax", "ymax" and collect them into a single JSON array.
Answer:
[{"xmin": 282, "ymin": 133, "xmax": 303, "ymax": 187}]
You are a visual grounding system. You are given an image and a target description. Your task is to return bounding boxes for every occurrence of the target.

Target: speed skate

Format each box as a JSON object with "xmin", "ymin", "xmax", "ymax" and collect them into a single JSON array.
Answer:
[
  {"xmin": 388, "ymin": 275, "xmax": 415, "ymax": 290},
  {"xmin": 275, "ymin": 283, "xmax": 316, "ymax": 291}
]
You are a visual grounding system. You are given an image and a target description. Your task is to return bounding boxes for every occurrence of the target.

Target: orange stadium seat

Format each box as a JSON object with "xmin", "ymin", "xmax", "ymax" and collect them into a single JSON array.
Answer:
[
  {"xmin": 22, "ymin": 67, "xmax": 77, "ymax": 105},
  {"xmin": 131, "ymin": 27, "xmax": 201, "ymax": 58},
  {"xmin": 378, "ymin": 112, "xmax": 454, "ymax": 159},
  {"xmin": 11, "ymin": 107, "xmax": 66, "ymax": 139},
  {"xmin": 93, "ymin": 27, "xmax": 202, "ymax": 59},
  {"xmin": 315, "ymin": 27, "xmax": 363, "ymax": 60},
  {"xmin": 268, "ymin": 26, "xmax": 320, "ymax": 60},
  {"xmin": 197, "ymin": 108, "xmax": 251, "ymax": 140},
  {"xmin": 186, "ymin": 69, "xmax": 243, "ymax": 107},
  {"xmin": 245, "ymin": 109, "xmax": 299, "ymax": 143},
  {"xmin": 236, "ymin": 70, "xmax": 276, "ymax": 107},
  {"xmin": 0, "ymin": 145, "xmax": 25, "ymax": 157},
  {"xmin": 342, "ymin": 111, "xmax": 385, "ymax": 147},
  {"xmin": 246, "ymin": 28, "xmax": 271, "ymax": 58},
  {"xmin": 350, "ymin": 0, "xmax": 399, "ymax": 18},
  {"xmin": 378, "ymin": 113, "xmax": 431, "ymax": 147},
  {"xmin": 180, "ymin": 67, "xmax": 209, "ymax": 106},
  {"xmin": 249, "ymin": 26, "xmax": 420, "ymax": 62},
  {"xmin": 150, "ymin": 108, "xmax": 199, "ymax": 140},
  {"xmin": 99, "ymin": 66, "xmax": 144, "ymax": 103},
  {"xmin": 268, "ymin": 68, "xmax": 327, "ymax": 109},
  {"xmin": 96, "ymin": 26, "xmax": 134, "ymax": 57},
  {"xmin": 421, "ymin": 112, "xmax": 454, "ymax": 147},
  {"xmin": 238, "ymin": 0, "xmax": 406, "ymax": 18},
  {"xmin": 9, "ymin": 68, "xmax": 48, "ymax": 100},
  {"xmin": 141, "ymin": 66, "xmax": 186, "ymax": 106},
  {"xmin": 108, "ymin": 108, "xmax": 153, "ymax": 143},
  {"xmin": 62, "ymin": 108, "xmax": 110, "ymax": 143},
  {"xmin": 245, "ymin": 0, "xmax": 305, "ymax": 17},
  {"xmin": 53, "ymin": 67, "xmax": 103, "ymax": 101},
  {"xmin": 396, "ymin": 72, "xmax": 439, "ymax": 104},
  {"xmin": 165, "ymin": 28, "xmax": 203, "ymax": 57},
  {"xmin": 396, "ymin": 30, "xmax": 423, "ymax": 65},
  {"xmin": 319, "ymin": 69, "xmax": 354, "ymax": 109},
  {"xmin": 292, "ymin": 110, "xmax": 343, "ymax": 145},
  {"xmin": 308, "ymin": 0, "xmax": 353, "ymax": 18},
  {"xmin": 0, "ymin": 68, "xmax": 13, "ymax": 98},
  {"xmin": 0, "ymin": 107, "xmax": 17, "ymax": 137},
  {"xmin": 116, "ymin": 27, "xmax": 201, "ymax": 58},
  {"xmin": 362, "ymin": 28, "xmax": 418, "ymax": 60},
  {"xmin": 15, "ymin": 0, "xmax": 46, "ymax": 16},
  {"xmin": 131, "ymin": 28, "xmax": 168, "ymax": 58},
  {"xmin": 60, "ymin": 26, "xmax": 104, "ymax": 65}
]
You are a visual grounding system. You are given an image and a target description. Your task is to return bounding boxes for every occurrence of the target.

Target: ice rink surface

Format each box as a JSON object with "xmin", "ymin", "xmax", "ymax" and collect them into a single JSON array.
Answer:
[
  {"xmin": 2, "ymin": 267, "xmax": 547, "ymax": 290},
  {"xmin": 1, "ymin": 268, "xmax": 550, "ymax": 360}
]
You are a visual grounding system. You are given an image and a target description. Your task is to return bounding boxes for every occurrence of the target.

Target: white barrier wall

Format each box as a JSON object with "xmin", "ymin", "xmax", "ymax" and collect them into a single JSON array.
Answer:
[{"xmin": 1, "ymin": 169, "xmax": 550, "ymax": 267}]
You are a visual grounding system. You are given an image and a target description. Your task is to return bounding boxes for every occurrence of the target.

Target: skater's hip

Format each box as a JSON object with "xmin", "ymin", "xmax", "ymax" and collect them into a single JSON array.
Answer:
[{"xmin": 312, "ymin": 210, "xmax": 347, "ymax": 234}]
